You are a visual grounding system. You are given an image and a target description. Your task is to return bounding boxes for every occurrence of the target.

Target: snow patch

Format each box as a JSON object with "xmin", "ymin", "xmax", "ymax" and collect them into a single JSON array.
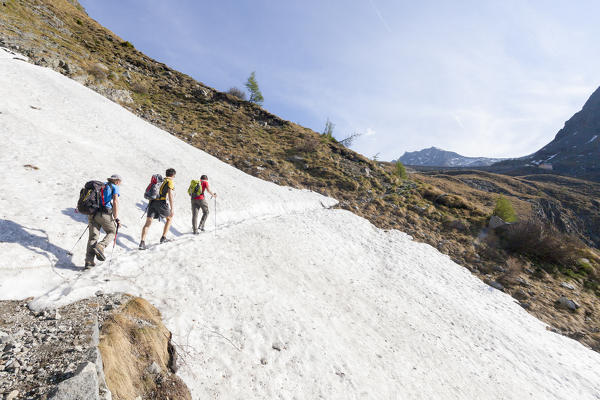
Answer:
[
  {"xmin": 0, "ymin": 46, "xmax": 28, "ymax": 61},
  {"xmin": 586, "ymin": 135, "xmax": 598, "ymax": 144}
]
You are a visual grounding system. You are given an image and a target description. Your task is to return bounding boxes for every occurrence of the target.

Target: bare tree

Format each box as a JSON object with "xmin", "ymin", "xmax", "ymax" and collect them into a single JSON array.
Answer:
[{"xmin": 339, "ymin": 132, "xmax": 362, "ymax": 148}]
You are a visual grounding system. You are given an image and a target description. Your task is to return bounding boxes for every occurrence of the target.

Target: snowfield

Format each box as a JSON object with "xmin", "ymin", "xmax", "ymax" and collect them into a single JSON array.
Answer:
[{"xmin": 1, "ymin": 48, "xmax": 600, "ymax": 399}]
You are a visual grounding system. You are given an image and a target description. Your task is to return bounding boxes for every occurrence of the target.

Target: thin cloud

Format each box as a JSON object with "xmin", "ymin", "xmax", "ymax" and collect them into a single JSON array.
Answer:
[
  {"xmin": 365, "ymin": 127, "xmax": 376, "ymax": 136},
  {"xmin": 368, "ymin": 0, "xmax": 392, "ymax": 33}
]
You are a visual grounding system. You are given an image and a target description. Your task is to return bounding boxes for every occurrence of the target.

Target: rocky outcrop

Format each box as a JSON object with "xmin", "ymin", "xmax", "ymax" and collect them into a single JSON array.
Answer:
[{"xmin": 0, "ymin": 294, "xmax": 189, "ymax": 400}]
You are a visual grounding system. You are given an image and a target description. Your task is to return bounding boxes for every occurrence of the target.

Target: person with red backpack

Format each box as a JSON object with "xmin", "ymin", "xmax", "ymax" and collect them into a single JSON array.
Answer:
[
  {"xmin": 139, "ymin": 168, "xmax": 176, "ymax": 249},
  {"xmin": 189, "ymin": 175, "xmax": 216, "ymax": 234},
  {"xmin": 85, "ymin": 174, "xmax": 121, "ymax": 268}
]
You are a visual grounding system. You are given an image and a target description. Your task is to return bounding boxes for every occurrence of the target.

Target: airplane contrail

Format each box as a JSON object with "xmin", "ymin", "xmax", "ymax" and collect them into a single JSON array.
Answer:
[{"xmin": 369, "ymin": 0, "xmax": 392, "ymax": 33}]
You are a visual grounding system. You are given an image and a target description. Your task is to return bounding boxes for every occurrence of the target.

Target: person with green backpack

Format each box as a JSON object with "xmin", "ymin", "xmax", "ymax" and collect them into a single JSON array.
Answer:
[{"xmin": 188, "ymin": 175, "xmax": 216, "ymax": 234}]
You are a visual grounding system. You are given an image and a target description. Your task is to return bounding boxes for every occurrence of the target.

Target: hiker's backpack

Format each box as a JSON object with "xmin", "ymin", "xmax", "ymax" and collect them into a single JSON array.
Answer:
[
  {"xmin": 77, "ymin": 180, "xmax": 106, "ymax": 215},
  {"xmin": 188, "ymin": 179, "xmax": 200, "ymax": 197},
  {"xmin": 188, "ymin": 179, "xmax": 206, "ymax": 198},
  {"xmin": 144, "ymin": 174, "xmax": 164, "ymax": 200}
]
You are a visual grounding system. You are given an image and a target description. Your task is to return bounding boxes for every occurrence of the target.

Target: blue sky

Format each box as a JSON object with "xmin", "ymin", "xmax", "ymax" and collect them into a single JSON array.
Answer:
[{"xmin": 79, "ymin": 0, "xmax": 600, "ymax": 161}]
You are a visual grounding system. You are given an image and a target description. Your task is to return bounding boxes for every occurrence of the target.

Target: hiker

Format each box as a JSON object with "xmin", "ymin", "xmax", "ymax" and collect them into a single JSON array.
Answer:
[
  {"xmin": 85, "ymin": 174, "xmax": 121, "ymax": 268},
  {"xmin": 139, "ymin": 168, "xmax": 176, "ymax": 249},
  {"xmin": 189, "ymin": 174, "xmax": 217, "ymax": 234}
]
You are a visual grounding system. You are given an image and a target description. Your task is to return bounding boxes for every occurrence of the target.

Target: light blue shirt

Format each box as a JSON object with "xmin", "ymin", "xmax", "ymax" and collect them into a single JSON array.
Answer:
[{"xmin": 103, "ymin": 182, "xmax": 120, "ymax": 209}]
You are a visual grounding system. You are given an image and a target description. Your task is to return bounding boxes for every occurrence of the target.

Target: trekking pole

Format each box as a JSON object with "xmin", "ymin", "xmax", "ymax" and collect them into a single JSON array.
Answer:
[
  {"xmin": 108, "ymin": 225, "xmax": 119, "ymax": 268},
  {"xmin": 66, "ymin": 225, "xmax": 89, "ymax": 256},
  {"xmin": 140, "ymin": 203, "xmax": 149, "ymax": 219}
]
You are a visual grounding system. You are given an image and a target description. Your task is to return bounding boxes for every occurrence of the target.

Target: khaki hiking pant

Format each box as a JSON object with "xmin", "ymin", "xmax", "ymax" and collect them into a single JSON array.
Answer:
[
  {"xmin": 191, "ymin": 199, "xmax": 209, "ymax": 231},
  {"xmin": 86, "ymin": 211, "xmax": 117, "ymax": 263}
]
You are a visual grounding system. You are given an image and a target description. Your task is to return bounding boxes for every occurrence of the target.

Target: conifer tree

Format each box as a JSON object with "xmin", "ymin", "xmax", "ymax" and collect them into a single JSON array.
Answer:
[
  {"xmin": 245, "ymin": 71, "xmax": 264, "ymax": 105},
  {"xmin": 395, "ymin": 161, "xmax": 408, "ymax": 179}
]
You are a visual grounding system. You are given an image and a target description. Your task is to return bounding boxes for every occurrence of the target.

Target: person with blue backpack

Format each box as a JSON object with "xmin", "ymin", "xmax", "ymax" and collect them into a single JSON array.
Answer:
[{"xmin": 84, "ymin": 174, "xmax": 121, "ymax": 268}]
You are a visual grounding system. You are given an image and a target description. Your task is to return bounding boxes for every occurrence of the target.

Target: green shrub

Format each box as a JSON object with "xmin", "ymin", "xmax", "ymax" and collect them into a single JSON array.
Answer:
[
  {"xmin": 577, "ymin": 258, "xmax": 596, "ymax": 276},
  {"xmin": 120, "ymin": 41, "xmax": 134, "ymax": 49},
  {"xmin": 493, "ymin": 195, "xmax": 517, "ymax": 222}
]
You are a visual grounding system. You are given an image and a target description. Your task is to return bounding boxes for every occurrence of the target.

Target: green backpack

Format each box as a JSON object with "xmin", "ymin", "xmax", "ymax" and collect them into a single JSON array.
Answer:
[{"xmin": 188, "ymin": 179, "xmax": 202, "ymax": 197}]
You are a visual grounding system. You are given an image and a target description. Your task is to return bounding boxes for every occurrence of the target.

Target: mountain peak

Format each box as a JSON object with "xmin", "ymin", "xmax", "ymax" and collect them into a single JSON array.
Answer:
[{"xmin": 398, "ymin": 147, "xmax": 505, "ymax": 167}]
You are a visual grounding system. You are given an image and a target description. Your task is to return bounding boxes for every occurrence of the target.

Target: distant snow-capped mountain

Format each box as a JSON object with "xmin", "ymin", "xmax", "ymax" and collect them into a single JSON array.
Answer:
[{"xmin": 397, "ymin": 147, "xmax": 506, "ymax": 167}]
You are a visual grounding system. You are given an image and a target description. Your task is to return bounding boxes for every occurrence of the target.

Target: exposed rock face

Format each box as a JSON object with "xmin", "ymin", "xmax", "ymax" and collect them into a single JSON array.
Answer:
[
  {"xmin": 398, "ymin": 147, "xmax": 505, "ymax": 167},
  {"xmin": 50, "ymin": 362, "xmax": 101, "ymax": 400},
  {"xmin": 494, "ymin": 87, "xmax": 600, "ymax": 182}
]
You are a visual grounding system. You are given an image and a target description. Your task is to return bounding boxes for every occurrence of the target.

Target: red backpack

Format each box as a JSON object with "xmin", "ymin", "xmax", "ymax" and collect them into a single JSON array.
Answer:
[{"xmin": 144, "ymin": 174, "xmax": 164, "ymax": 200}]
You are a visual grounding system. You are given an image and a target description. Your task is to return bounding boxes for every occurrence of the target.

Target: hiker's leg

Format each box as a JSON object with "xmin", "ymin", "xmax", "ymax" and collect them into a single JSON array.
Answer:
[
  {"xmin": 97, "ymin": 212, "xmax": 117, "ymax": 250},
  {"xmin": 162, "ymin": 216, "xmax": 172, "ymax": 238},
  {"xmin": 198, "ymin": 200, "xmax": 209, "ymax": 230},
  {"xmin": 191, "ymin": 200, "xmax": 200, "ymax": 231},
  {"xmin": 141, "ymin": 217, "xmax": 153, "ymax": 241},
  {"xmin": 85, "ymin": 216, "xmax": 100, "ymax": 263}
]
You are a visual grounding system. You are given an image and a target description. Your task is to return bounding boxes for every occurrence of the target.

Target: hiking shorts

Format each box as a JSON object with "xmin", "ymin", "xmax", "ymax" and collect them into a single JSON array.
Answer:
[{"xmin": 147, "ymin": 200, "xmax": 170, "ymax": 220}]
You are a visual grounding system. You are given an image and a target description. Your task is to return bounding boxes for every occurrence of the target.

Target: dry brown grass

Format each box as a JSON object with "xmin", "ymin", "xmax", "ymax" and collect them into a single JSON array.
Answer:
[
  {"xmin": 131, "ymin": 81, "xmax": 149, "ymax": 95},
  {"xmin": 294, "ymin": 134, "xmax": 320, "ymax": 153},
  {"xmin": 99, "ymin": 297, "xmax": 190, "ymax": 400},
  {"xmin": 87, "ymin": 62, "xmax": 108, "ymax": 81}
]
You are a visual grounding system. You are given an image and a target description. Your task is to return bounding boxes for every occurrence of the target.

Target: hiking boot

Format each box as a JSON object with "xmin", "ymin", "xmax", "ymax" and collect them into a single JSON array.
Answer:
[
  {"xmin": 93, "ymin": 244, "xmax": 106, "ymax": 261},
  {"xmin": 160, "ymin": 236, "xmax": 171, "ymax": 244},
  {"xmin": 84, "ymin": 261, "xmax": 95, "ymax": 269},
  {"xmin": 198, "ymin": 226, "xmax": 205, "ymax": 232},
  {"xmin": 193, "ymin": 229, "xmax": 199, "ymax": 235},
  {"xmin": 139, "ymin": 241, "xmax": 146, "ymax": 250}
]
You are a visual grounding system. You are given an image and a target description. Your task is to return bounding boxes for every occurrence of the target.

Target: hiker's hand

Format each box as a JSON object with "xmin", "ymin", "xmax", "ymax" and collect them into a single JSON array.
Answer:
[
  {"xmin": 115, "ymin": 218, "xmax": 121, "ymax": 228},
  {"xmin": 169, "ymin": 211, "xmax": 174, "ymax": 218},
  {"xmin": 214, "ymin": 193, "xmax": 217, "ymax": 198}
]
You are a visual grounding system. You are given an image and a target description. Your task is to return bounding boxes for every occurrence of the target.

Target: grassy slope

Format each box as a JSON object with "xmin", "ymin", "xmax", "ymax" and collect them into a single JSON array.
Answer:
[{"xmin": 1, "ymin": 0, "xmax": 600, "ymax": 350}]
